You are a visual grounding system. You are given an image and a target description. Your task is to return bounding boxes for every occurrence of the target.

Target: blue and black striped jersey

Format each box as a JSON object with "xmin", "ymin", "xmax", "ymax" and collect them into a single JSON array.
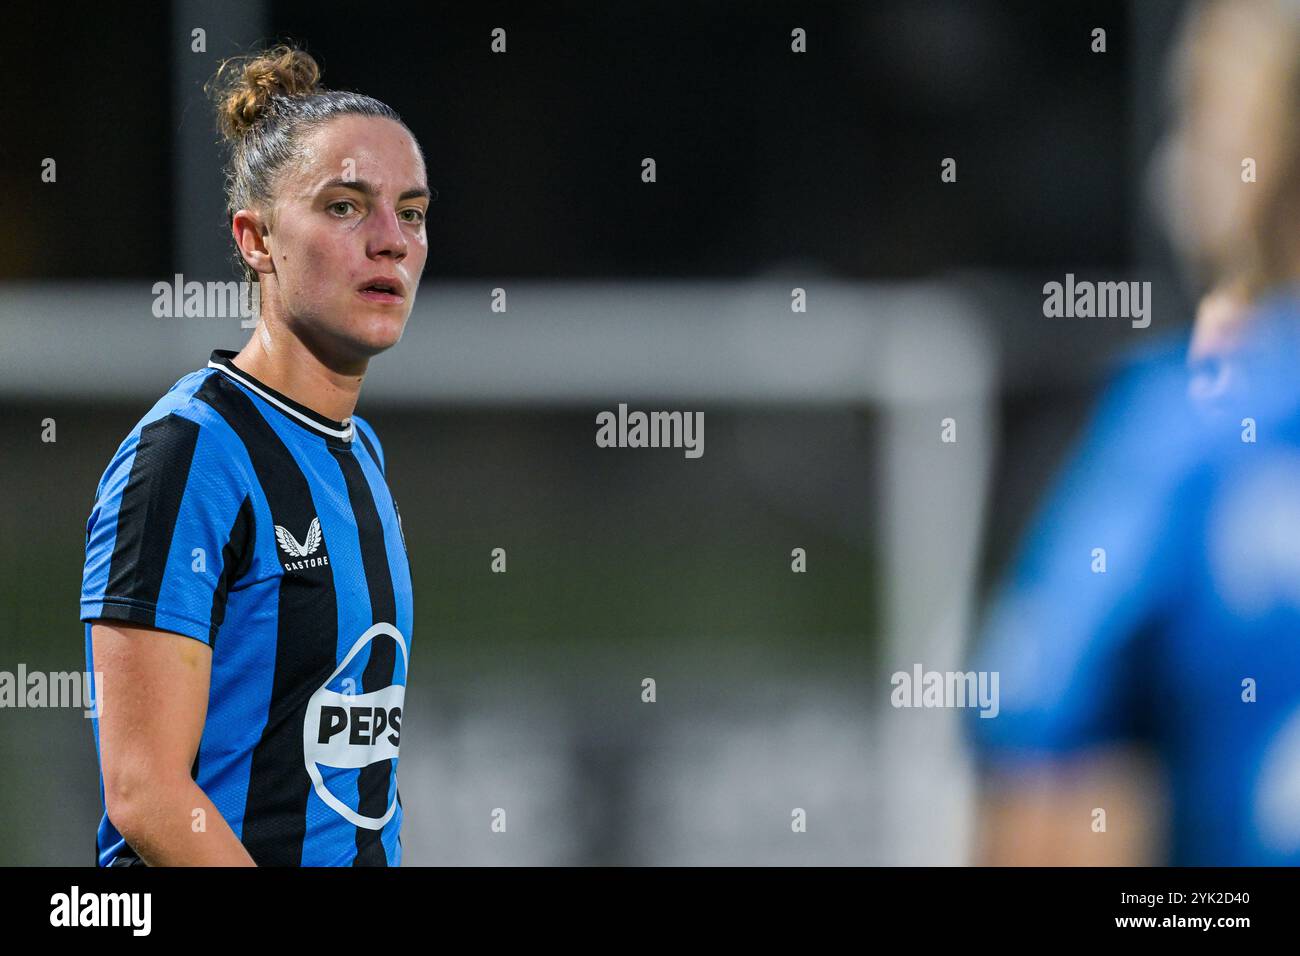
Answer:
[{"xmin": 80, "ymin": 348, "xmax": 413, "ymax": 866}]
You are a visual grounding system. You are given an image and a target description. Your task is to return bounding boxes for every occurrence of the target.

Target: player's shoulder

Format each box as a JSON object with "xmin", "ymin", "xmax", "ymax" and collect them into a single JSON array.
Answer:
[
  {"xmin": 1086, "ymin": 295, "xmax": 1300, "ymax": 474},
  {"xmin": 92, "ymin": 367, "xmax": 252, "ymax": 502},
  {"xmin": 141, "ymin": 366, "xmax": 253, "ymax": 453},
  {"xmin": 350, "ymin": 413, "xmax": 386, "ymax": 474}
]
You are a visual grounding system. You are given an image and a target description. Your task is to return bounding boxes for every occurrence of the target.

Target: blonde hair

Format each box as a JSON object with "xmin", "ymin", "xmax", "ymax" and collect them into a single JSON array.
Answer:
[{"xmin": 1174, "ymin": 0, "xmax": 1300, "ymax": 298}]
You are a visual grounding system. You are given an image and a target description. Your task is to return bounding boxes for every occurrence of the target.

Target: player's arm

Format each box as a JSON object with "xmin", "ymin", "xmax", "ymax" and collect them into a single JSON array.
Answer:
[
  {"xmin": 973, "ymin": 747, "xmax": 1165, "ymax": 866},
  {"xmin": 964, "ymin": 352, "xmax": 1192, "ymax": 865},
  {"xmin": 82, "ymin": 410, "xmax": 260, "ymax": 863},
  {"xmin": 92, "ymin": 620, "xmax": 256, "ymax": 866}
]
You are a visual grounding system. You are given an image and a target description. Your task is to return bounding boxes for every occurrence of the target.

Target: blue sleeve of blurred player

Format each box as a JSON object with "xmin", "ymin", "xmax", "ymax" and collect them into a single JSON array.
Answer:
[{"xmin": 965, "ymin": 341, "xmax": 1202, "ymax": 765}]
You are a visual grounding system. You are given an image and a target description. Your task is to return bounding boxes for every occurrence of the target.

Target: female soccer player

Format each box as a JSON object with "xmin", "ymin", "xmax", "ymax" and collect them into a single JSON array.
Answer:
[
  {"xmin": 79, "ymin": 43, "xmax": 428, "ymax": 865},
  {"xmin": 967, "ymin": 0, "xmax": 1300, "ymax": 865}
]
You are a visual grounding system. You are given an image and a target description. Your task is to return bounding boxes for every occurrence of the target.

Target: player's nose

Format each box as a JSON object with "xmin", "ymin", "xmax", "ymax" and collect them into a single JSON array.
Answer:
[{"xmin": 365, "ymin": 205, "xmax": 408, "ymax": 260}]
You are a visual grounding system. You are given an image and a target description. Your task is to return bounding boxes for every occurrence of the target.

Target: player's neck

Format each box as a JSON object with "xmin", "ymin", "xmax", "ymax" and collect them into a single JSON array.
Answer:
[{"xmin": 231, "ymin": 323, "xmax": 367, "ymax": 426}]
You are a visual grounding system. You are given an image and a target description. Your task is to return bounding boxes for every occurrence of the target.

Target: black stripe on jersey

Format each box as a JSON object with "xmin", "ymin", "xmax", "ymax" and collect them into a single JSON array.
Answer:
[
  {"xmin": 193, "ymin": 371, "xmax": 340, "ymax": 866},
  {"xmin": 330, "ymin": 445, "xmax": 397, "ymax": 866},
  {"xmin": 103, "ymin": 414, "xmax": 201, "ymax": 619},
  {"xmin": 208, "ymin": 494, "xmax": 255, "ymax": 649},
  {"xmin": 355, "ymin": 427, "xmax": 383, "ymax": 476}
]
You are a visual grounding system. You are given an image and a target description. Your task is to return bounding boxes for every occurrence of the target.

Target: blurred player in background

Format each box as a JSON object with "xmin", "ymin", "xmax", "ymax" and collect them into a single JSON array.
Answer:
[{"xmin": 966, "ymin": 0, "xmax": 1300, "ymax": 865}]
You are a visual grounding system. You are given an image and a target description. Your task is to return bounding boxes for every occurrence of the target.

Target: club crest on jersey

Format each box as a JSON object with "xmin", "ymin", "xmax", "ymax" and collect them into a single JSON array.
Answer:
[
  {"xmin": 303, "ymin": 622, "xmax": 409, "ymax": 829},
  {"xmin": 274, "ymin": 517, "xmax": 330, "ymax": 571}
]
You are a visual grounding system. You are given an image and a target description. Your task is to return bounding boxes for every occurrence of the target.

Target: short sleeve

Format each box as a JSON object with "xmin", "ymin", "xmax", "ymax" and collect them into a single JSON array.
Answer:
[
  {"xmin": 80, "ymin": 411, "xmax": 256, "ymax": 645},
  {"xmin": 963, "ymin": 348, "xmax": 1199, "ymax": 765}
]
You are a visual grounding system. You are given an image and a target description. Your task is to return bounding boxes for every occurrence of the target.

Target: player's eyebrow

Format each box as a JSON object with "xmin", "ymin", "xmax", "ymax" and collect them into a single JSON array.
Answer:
[{"xmin": 318, "ymin": 177, "xmax": 431, "ymax": 202}]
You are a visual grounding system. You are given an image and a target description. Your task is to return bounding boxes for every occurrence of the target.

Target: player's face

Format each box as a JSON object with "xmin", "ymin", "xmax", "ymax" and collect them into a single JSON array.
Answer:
[{"xmin": 267, "ymin": 114, "xmax": 429, "ymax": 360}]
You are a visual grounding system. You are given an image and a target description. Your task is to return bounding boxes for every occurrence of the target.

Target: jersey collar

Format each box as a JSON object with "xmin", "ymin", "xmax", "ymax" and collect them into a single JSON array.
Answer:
[{"xmin": 207, "ymin": 349, "xmax": 355, "ymax": 442}]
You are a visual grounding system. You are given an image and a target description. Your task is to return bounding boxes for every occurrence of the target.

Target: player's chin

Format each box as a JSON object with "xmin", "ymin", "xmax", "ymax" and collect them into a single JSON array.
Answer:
[{"xmin": 348, "ymin": 309, "xmax": 410, "ymax": 356}]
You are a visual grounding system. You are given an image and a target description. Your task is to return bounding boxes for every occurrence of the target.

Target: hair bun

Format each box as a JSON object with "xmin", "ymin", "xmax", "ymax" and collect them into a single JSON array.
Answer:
[{"xmin": 208, "ymin": 43, "xmax": 323, "ymax": 141}]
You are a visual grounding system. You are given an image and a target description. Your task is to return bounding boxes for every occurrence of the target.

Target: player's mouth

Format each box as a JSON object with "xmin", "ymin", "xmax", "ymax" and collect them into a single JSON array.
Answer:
[{"xmin": 356, "ymin": 276, "xmax": 406, "ymax": 305}]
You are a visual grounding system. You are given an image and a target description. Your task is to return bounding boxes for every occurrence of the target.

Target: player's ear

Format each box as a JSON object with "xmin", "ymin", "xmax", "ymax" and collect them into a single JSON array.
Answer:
[{"xmin": 232, "ymin": 208, "xmax": 276, "ymax": 277}]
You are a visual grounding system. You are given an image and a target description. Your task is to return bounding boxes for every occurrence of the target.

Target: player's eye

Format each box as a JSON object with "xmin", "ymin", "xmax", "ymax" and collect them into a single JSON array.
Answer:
[
  {"xmin": 327, "ymin": 200, "xmax": 357, "ymax": 217},
  {"xmin": 399, "ymin": 207, "xmax": 425, "ymax": 224}
]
